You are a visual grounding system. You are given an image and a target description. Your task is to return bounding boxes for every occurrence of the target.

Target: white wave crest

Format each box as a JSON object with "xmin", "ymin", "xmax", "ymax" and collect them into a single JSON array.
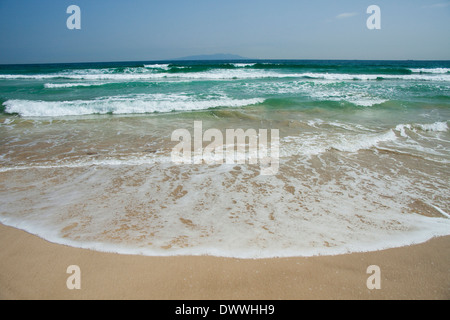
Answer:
[
  {"xmin": 4, "ymin": 94, "xmax": 265, "ymax": 117},
  {"xmin": 417, "ymin": 121, "xmax": 449, "ymax": 132},
  {"xmin": 409, "ymin": 68, "xmax": 450, "ymax": 74},
  {"xmin": 143, "ymin": 64, "xmax": 170, "ymax": 70},
  {"xmin": 231, "ymin": 63, "xmax": 256, "ymax": 68},
  {"xmin": 300, "ymin": 73, "xmax": 450, "ymax": 82},
  {"xmin": 44, "ymin": 82, "xmax": 108, "ymax": 89},
  {"xmin": 395, "ymin": 121, "xmax": 448, "ymax": 137},
  {"xmin": 333, "ymin": 130, "xmax": 397, "ymax": 153},
  {"xmin": 1, "ymin": 70, "xmax": 450, "ymax": 82}
]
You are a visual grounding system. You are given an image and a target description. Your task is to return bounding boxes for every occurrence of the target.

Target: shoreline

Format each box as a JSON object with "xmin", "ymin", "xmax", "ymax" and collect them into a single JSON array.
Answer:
[{"xmin": 0, "ymin": 223, "xmax": 448, "ymax": 300}]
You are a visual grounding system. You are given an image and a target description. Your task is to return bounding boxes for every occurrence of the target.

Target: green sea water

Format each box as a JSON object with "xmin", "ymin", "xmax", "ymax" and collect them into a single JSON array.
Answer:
[{"xmin": 1, "ymin": 60, "xmax": 449, "ymax": 115}]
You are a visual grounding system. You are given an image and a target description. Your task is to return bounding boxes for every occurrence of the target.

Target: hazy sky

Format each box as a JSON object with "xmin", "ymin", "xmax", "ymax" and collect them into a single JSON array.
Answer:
[{"xmin": 0, "ymin": 0, "xmax": 449, "ymax": 64}]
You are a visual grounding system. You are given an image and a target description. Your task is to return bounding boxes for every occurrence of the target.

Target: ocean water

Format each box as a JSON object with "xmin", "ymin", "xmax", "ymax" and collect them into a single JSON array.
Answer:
[{"xmin": 0, "ymin": 60, "xmax": 449, "ymax": 258}]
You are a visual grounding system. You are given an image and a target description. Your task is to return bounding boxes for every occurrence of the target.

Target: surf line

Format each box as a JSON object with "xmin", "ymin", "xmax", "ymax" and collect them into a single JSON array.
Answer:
[{"xmin": 171, "ymin": 121, "xmax": 280, "ymax": 175}]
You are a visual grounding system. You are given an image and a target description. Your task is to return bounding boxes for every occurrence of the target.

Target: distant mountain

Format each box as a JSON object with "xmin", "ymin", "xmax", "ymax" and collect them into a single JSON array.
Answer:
[{"xmin": 174, "ymin": 53, "xmax": 250, "ymax": 61}]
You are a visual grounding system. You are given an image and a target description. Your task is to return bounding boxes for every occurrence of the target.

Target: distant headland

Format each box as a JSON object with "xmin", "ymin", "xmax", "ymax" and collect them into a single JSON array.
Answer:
[{"xmin": 173, "ymin": 53, "xmax": 250, "ymax": 61}]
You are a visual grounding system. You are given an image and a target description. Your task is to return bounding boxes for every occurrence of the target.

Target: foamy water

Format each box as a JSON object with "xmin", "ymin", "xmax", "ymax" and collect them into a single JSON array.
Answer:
[
  {"xmin": 2, "ymin": 70, "xmax": 450, "ymax": 82},
  {"xmin": 4, "ymin": 95, "xmax": 265, "ymax": 117}
]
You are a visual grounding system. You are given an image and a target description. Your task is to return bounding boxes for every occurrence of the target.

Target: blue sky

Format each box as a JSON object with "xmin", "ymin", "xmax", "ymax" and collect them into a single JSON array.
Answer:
[{"xmin": 0, "ymin": 0, "xmax": 449, "ymax": 64}]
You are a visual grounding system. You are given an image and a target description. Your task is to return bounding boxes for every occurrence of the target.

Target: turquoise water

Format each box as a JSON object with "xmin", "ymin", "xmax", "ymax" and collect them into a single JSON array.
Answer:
[
  {"xmin": 0, "ymin": 60, "xmax": 449, "ymax": 258},
  {"xmin": 1, "ymin": 60, "xmax": 450, "ymax": 117}
]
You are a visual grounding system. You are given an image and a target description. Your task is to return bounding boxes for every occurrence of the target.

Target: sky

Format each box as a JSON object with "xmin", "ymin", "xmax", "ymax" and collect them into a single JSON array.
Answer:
[{"xmin": 0, "ymin": 0, "xmax": 449, "ymax": 64}]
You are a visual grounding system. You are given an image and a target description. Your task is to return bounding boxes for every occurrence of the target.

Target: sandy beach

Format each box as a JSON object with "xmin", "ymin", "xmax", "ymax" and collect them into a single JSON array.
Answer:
[{"xmin": 0, "ymin": 223, "xmax": 448, "ymax": 300}]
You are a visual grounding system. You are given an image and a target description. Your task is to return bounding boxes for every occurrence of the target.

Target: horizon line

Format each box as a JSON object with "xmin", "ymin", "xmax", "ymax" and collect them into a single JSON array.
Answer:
[{"xmin": 1, "ymin": 58, "xmax": 450, "ymax": 66}]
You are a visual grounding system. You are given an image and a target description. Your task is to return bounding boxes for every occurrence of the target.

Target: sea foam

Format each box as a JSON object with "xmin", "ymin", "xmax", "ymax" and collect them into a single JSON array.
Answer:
[
  {"xmin": 1, "ymin": 160, "xmax": 449, "ymax": 259},
  {"xmin": 409, "ymin": 68, "xmax": 450, "ymax": 74},
  {"xmin": 44, "ymin": 82, "xmax": 108, "ymax": 89},
  {"xmin": 4, "ymin": 94, "xmax": 265, "ymax": 117},
  {"xmin": 144, "ymin": 64, "xmax": 170, "ymax": 70},
  {"xmin": 2, "ymin": 70, "xmax": 449, "ymax": 82}
]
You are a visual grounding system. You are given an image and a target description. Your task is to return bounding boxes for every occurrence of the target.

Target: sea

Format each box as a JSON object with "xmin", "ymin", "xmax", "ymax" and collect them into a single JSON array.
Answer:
[{"xmin": 0, "ymin": 59, "xmax": 449, "ymax": 258}]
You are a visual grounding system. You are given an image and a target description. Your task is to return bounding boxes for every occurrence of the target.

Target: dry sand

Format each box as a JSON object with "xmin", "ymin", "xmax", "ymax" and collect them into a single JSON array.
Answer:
[{"xmin": 0, "ymin": 223, "xmax": 448, "ymax": 300}]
